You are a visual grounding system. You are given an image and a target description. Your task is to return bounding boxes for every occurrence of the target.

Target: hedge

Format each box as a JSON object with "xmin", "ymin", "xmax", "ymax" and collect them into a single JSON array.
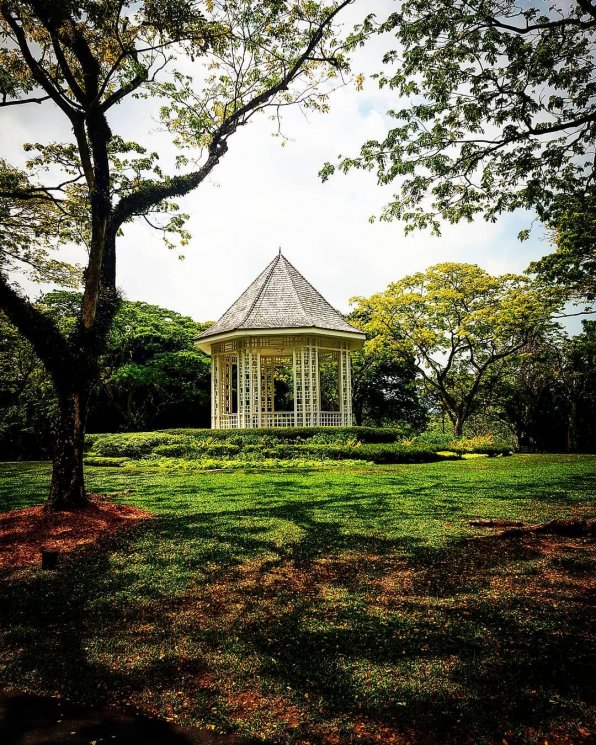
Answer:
[{"xmin": 85, "ymin": 428, "xmax": 512, "ymax": 465}]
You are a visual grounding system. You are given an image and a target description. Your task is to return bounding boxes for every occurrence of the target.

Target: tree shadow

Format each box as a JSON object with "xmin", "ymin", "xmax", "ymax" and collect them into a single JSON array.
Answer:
[
  {"xmin": 0, "ymin": 690, "xmax": 257, "ymax": 745},
  {"xmin": 0, "ymin": 493, "xmax": 594, "ymax": 744}
]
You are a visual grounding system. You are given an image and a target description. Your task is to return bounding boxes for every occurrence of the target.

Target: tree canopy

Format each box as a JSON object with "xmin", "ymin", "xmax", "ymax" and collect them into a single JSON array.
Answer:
[
  {"xmin": 322, "ymin": 0, "xmax": 596, "ymax": 233},
  {"xmin": 351, "ymin": 262, "xmax": 561, "ymax": 434},
  {"xmin": 528, "ymin": 187, "xmax": 596, "ymax": 305},
  {"xmin": 0, "ymin": 294, "xmax": 212, "ymax": 458}
]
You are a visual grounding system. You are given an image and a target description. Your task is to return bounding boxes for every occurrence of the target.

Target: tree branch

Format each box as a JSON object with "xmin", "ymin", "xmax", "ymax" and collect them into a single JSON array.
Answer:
[
  {"xmin": 0, "ymin": 93, "xmax": 51, "ymax": 107},
  {"xmin": 0, "ymin": 273, "xmax": 71, "ymax": 379},
  {"xmin": 0, "ymin": 6, "xmax": 79, "ymax": 120}
]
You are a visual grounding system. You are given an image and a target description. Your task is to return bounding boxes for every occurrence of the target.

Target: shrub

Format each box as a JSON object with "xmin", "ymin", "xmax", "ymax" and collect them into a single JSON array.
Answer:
[
  {"xmin": 83, "ymin": 456, "xmax": 130, "ymax": 467},
  {"xmin": 153, "ymin": 443, "xmax": 194, "ymax": 458},
  {"xmin": 90, "ymin": 432, "xmax": 186, "ymax": 458},
  {"xmin": 85, "ymin": 426, "xmax": 513, "ymax": 464}
]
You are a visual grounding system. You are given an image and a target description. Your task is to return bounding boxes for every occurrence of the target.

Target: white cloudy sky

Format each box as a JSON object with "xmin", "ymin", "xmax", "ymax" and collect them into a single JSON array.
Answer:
[{"xmin": 3, "ymin": 0, "xmax": 556, "ymax": 326}]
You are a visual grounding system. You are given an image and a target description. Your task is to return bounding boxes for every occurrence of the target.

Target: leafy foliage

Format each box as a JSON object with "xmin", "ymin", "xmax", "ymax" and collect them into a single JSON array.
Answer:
[
  {"xmin": 351, "ymin": 262, "xmax": 561, "ymax": 434},
  {"xmin": 529, "ymin": 187, "xmax": 596, "ymax": 305},
  {"xmin": 0, "ymin": 295, "xmax": 211, "ymax": 458},
  {"xmin": 0, "ymin": 311, "xmax": 56, "ymax": 459},
  {"xmin": 322, "ymin": 0, "xmax": 596, "ymax": 233},
  {"xmin": 496, "ymin": 321, "xmax": 596, "ymax": 452},
  {"xmin": 349, "ymin": 331, "xmax": 427, "ymax": 428}
]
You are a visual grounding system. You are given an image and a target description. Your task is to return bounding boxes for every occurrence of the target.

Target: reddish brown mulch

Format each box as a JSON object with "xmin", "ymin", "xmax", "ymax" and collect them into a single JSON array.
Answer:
[{"xmin": 0, "ymin": 495, "xmax": 153, "ymax": 570}]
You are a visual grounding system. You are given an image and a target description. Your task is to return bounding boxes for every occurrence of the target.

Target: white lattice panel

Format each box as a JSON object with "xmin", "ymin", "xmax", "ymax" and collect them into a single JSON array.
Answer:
[{"xmin": 211, "ymin": 335, "xmax": 355, "ymax": 429}]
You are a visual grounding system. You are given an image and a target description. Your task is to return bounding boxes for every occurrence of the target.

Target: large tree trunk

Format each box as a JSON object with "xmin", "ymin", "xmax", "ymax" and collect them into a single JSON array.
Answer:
[
  {"xmin": 453, "ymin": 414, "xmax": 465, "ymax": 436},
  {"xmin": 47, "ymin": 384, "xmax": 91, "ymax": 511}
]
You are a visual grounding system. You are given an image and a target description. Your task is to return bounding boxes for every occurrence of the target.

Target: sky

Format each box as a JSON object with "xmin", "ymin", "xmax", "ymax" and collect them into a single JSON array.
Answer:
[{"xmin": 3, "ymin": 0, "xmax": 561, "ymax": 328}]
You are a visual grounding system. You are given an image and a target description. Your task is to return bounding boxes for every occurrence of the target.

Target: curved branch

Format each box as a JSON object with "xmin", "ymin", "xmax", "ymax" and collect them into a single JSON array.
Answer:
[
  {"xmin": 0, "ymin": 6, "xmax": 79, "ymax": 120},
  {"xmin": 0, "ymin": 93, "xmax": 51, "ymax": 107},
  {"xmin": 0, "ymin": 272, "xmax": 71, "ymax": 378},
  {"xmin": 113, "ymin": 0, "xmax": 353, "ymax": 227}
]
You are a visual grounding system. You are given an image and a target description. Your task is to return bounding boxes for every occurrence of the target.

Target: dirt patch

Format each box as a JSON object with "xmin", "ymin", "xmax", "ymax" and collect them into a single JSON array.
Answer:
[{"xmin": 0, "ymin": 495, "xmax": 153, "ymax": 569}]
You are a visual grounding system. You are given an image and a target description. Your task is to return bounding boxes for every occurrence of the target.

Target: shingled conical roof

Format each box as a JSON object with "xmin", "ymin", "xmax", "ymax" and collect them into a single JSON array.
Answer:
[{"xmin": 197, "ymin": 251, "xmax": 363, "ymax": 341}]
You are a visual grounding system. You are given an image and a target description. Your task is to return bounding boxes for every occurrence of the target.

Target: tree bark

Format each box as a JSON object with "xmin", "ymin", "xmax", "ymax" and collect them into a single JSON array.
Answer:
[
  {"xmin": 47, "ymin": 384, "xmax": 91, "ymax": 511},
  {"xmin": 454, "ymin": 415, "xmax": 465, "ymax": 436}
]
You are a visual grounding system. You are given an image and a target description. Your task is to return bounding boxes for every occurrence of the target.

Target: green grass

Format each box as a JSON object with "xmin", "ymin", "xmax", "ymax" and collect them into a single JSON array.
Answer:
[{"xmin": 0, "ymin": 455, "xmax": 595, "ymax": 743}]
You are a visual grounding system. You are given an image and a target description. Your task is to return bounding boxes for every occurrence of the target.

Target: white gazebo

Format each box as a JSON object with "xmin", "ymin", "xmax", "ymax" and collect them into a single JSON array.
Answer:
[{"xmin": 196, "ymin": 251, "xmax": 365, "ymax": 429}]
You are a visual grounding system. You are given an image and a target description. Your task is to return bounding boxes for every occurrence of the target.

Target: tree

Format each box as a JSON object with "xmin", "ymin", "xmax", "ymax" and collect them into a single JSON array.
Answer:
[
  {"xmin": 92, "ymin": 298, "xmax": 211, "ymax": 431},
  {"xmin": 350, "ymin": 347, "xmax": 426, "ymax": 427},
  {"xmin": 0, "ymin": 0, "xmax": 352, "ymax": 509},
  {"xmin": 495, "ymin": 323, "xmax": 596, "ymax": 452},
  {"xmin": 494, "ymin": 340, "xmax": 568, "ymax": 451},
  {"xmin": 0, "ymin": 310, "xmax": 56, "ymax": 459},
  {"xmin": 348, "ymin": 310, "xmax": 426, "ymax": 427},
  {"xmin": 351, "ymin": 262, "xmax": 560, "ymax": 435},
  {"xmin": 0, "ymin": 294, "xmax": 213, "ymax": 457},
  {"xmin": 321, "ymin": 0, "xmax": 596, "ymax": 234},
  {"xmin": 529, "ymin": 188, "xmax": 596, "ymax": 307}
]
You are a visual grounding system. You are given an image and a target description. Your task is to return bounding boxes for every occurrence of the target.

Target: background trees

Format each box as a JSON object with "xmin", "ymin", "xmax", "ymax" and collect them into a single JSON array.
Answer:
[
  {"xmin": 0, "ymin": 0, "xmax": 352, "ymax": 508},
  {"xmin": 495, "ymin": 323, "xmax": 596, "ymax": 451},
  {"xmin": 352, "ymin": 263, "xmax": 560, "ymax": 435},
  {"xmin": 0, "ymin": 296, "xmax": 211, "ymax": 459}
]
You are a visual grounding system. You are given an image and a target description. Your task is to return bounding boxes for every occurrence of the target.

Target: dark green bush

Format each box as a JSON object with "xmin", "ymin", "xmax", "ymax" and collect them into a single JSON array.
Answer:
[
  {"xmin": 157, "ymin": 426, "xmax": 406, "ymax": 444},
  {"xmin": 86, "ymin": 427, "xmax": 513, "ymax": 463},
  {"xmin": 300, "ymin": 443, "xmax": 459, "ymax": 464},
  {"xmin": 153, "ymin": 443, "xmax": 193, "ymax": 458}
]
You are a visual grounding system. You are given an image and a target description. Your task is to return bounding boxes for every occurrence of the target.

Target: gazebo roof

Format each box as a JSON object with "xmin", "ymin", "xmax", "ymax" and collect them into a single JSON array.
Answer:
[{"xmin": 197, "ymin": 251, "xmax": 364, "ymax": 343}]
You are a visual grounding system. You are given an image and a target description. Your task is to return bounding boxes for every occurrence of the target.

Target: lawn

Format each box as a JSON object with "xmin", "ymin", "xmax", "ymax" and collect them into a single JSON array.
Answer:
[{"xmin": 0, "ymin": 455, "xmax": 595, "ymax": 744}]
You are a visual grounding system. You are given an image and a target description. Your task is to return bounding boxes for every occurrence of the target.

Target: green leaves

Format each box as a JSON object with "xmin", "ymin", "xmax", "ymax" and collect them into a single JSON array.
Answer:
[
  {"xmin": 351, "ymin": 263, "xmax": 562, "ymax": 433},
  {"xmin": 329, "ymin": 0, "xmax": 596, "ymax": 232},
  {"xmin": 153, "ymin": 1, "xmax": 351, "ymax": 154}
]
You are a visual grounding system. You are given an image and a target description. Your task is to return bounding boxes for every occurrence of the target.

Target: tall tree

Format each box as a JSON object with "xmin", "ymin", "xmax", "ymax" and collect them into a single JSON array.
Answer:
[
  {"xmin": 352, "ymin": 263, "xmax": 560, "ymax": 435},
  {"xmin": 348, "ymin": 310, "xmax": 426, "ymax": 428},
  {"xmin": 496, "ymin": 323, "xmax": 596, "ymax": 452},
  {"xmin": 321, "ymin": 1, "xmax": 596, "ymax": 238},
  {"xmin": 0, "ymin": 0, "xmax": 352, "ymax": 509}
]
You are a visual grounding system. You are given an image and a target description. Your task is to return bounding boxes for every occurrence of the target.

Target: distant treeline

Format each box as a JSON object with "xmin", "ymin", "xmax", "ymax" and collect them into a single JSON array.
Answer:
[{"xmin": 1, "ymin": 292, "xmax": 595, "ymax": 459}]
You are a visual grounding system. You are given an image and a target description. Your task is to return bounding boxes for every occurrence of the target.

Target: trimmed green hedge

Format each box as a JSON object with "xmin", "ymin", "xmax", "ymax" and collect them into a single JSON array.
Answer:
[
  {"xmin": 86, "ymin": 427, "xmax": 512, "ymax": 465},
  {"xmin": 157, "ymin": 426, "xmax": 408, "ymax": 444}
]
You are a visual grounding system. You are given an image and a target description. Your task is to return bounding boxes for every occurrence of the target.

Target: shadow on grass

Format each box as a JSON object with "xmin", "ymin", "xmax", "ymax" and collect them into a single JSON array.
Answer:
[
  {"xmin": 0, "ymin": 495, "xmax": 594, "ymax": 744},
  {"xmin": 0, "ymin": 690, "xmax": 256, "ymax": 745}
]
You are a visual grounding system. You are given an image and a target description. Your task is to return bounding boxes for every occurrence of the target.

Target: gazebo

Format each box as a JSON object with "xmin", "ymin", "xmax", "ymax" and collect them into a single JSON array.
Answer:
[{"xmin": 196, "ymin": 251, "xmax": 365, "ymax": 429}]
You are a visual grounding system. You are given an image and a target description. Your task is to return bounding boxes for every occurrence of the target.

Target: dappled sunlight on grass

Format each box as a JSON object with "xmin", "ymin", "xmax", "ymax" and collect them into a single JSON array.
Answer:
[{"xmin": 0, "ymin": 455, "xmax": 594, "ymax": 743}]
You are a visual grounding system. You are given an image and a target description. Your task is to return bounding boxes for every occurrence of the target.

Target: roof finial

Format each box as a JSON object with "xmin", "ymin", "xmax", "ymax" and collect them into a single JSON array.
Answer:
[{"xmin": 278, "ymin": 246, "xmax": 282, "ymax": 256}]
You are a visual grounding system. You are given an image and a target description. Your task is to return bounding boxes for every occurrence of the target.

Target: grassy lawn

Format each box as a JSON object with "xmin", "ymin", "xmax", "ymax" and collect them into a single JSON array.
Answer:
[{"xmin": 0, "ymin": 455, "xmax": 595, "ymax": 743}]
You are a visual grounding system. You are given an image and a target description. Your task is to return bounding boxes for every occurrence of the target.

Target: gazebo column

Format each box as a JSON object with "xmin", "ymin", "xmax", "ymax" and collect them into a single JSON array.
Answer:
[
  {"xmin": 293, "ymin": 343, "xmax": 319, "ymax": 426},
  {"xmin": 212, "ymin": 353, "xmax": 236, "ymax": 428},
  {"xmin": 260, "ymin": 356, "xmax": 275, "ymax": 427},
  {"xmin": 238, "ymin": 347, "xmax": 261, "ymax": 428},
  {"xmin": 211, "ymin": 354, "xmax": 220, "ymax": 429},
  {"xmin": 339, "ymin": 347, "xmax": 353, "ymax": 426}
]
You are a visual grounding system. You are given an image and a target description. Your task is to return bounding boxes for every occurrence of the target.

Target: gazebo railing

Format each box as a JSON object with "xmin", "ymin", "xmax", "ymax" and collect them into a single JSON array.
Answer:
[{"xmin": 214, "ymin": 411, "xmax": 345, "ymax": 429}]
